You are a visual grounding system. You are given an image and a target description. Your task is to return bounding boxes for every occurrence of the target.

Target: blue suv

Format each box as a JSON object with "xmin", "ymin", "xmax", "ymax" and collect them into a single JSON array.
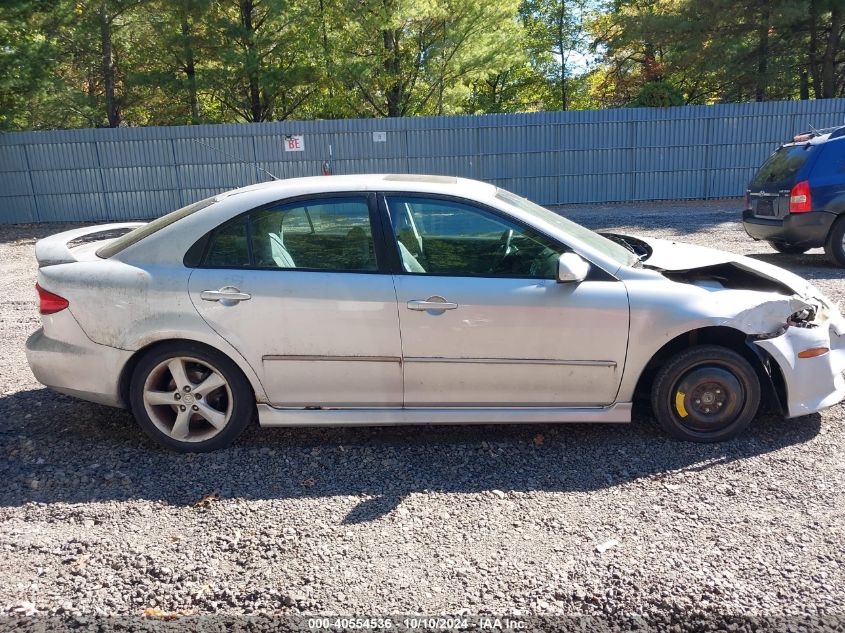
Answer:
[{"xmin": 742, "ymin": 125, "xmax": 845, "ymax": 266}]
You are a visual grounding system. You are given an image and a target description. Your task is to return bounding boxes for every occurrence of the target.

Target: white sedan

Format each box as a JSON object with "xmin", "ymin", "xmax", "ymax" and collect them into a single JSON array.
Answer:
[{"xmin": 26, "ymin": 175, "xmax": 845, "ymax": 452}]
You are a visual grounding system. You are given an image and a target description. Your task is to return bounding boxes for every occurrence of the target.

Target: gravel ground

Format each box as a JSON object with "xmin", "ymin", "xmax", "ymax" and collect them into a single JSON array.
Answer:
[{"xmin": 1, "ymin": 198, "xmax": 844, "ymax": 631}]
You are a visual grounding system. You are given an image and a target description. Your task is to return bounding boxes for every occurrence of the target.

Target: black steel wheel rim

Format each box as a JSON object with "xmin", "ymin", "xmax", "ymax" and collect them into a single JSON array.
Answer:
[{"xmin": 671, "ymin": 365, "xmax": 745, "ymax": 433}]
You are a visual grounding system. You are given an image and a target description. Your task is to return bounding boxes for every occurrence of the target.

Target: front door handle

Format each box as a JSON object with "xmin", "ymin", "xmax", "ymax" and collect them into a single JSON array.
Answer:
[
  {"xmin": 407, "ymin": 296, "xmax": 458, "ymax": 311},
  {"xmin": 200, "ymin": 286, "xmax": 252, "ymax": 304}
]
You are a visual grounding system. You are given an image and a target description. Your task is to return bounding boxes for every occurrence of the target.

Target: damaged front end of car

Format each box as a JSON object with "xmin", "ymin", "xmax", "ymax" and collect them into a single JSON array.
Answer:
[
  {"xmin": 657, "ymin": 260, "xmax": 845, "ymax": 418},
  {"xmin": 750, "ymin": 300, "xmax": 845, "ymax": 418}
]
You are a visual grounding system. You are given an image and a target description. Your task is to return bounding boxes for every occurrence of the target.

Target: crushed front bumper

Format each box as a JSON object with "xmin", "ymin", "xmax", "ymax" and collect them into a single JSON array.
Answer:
[
  {"xmin": 754, "ymin": 317, "xmax": 845, "ymax": 418},
  {"xmin": 25, "ymin": 310, "xmax": 132, "ymax": 408}
]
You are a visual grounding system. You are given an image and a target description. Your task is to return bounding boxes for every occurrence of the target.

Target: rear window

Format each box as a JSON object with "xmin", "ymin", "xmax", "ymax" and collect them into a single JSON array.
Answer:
[
  {"xmin": 750, "ymin": 145, "xmax": 812, "ymax": 189},
  {"xmin": 96, "ymin": 196, "xmax": 217, "ymax": 258}
]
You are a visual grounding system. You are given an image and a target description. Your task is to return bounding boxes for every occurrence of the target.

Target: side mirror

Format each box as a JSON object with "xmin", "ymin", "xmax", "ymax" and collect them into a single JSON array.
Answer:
[{"xmin": 556, "ymin": 252, "xmax": 590, "ymax": 283}]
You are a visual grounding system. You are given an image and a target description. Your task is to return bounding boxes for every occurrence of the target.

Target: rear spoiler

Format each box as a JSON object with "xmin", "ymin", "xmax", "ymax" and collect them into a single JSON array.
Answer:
[{"xmin": 35, "ymin": 222, "xmax": 145, "ymax": 267}]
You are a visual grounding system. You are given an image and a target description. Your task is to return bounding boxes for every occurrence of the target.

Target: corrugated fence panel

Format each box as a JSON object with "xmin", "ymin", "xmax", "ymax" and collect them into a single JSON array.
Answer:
[
  {"xmin": 1, "ymin": 171, "xmax": 33, "ymax": 197},
  {"xmin": 1, "ymin": 98, "xmax": 844, "ymax": 223},
  {"xmin": 97, "ymin": 140, "xmax": 176, "ymax": 167},
  {"xmin": 105, "ymin": 190, "xmax": 183, "ymax": 220},
  {"xmin": 0, "ymin": 145, "xmax": 29, "ymax": 172}
]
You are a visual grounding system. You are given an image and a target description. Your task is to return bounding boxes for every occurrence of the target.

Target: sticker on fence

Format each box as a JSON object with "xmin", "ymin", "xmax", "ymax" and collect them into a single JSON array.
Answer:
[
  {"xmin": 284, "ymin": 135, "xmax": 304, "ymax": 152},
  {"xmin": 373, "ymin": 131, "xmax": 386, "ymax": 143}
]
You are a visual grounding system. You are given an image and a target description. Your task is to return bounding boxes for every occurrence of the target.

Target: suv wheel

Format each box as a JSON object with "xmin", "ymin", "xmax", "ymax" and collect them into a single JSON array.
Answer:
[
  {"xmin": 651, "ymin": 345, "xmax": 761, "ymax": 443},
  {"xmin": 824, "ymin": 217, "xmax": 845, "ymax": 267},
  {"xmin": 130, "ymin": 342, "xmax": 254, "ymax": 452},
  {"xmin": 767, "ymin": 241, "xmax": 809, "ymax": 255}
]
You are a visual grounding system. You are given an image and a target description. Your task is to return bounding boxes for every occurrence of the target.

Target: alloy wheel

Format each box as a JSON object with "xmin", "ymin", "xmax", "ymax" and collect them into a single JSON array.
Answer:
[{"xmin": 142, "ymin": 356, "xmax": 232, "ymax": 442}]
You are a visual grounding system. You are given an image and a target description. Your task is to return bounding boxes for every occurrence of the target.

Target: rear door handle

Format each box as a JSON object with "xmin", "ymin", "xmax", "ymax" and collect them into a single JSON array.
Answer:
[
  {"xmin": 407, "ymin": 296, "xmax": 458, "ymax": 311},
  {"xmin": 200, "ymin": 286, "xmax": 251, "ymax": 303}
]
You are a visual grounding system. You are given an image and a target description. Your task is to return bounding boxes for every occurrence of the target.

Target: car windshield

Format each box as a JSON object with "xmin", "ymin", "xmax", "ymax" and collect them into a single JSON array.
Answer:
[
  {"xmin": 750, "ymin": 144, "xmax": 812, "ymax": 189},
  {"xmin": 96, "ymin": 196, "xmax": 217, "ymax": 258},
  {"xmin": 494, "ymin": 189, "xmax": 639, "ymax": 267}
]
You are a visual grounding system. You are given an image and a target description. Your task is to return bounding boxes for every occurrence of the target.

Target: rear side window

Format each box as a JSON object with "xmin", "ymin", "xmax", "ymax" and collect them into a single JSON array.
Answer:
[
  {"xmin": 204, "ymin": 217, "xmax": 250, "ymax": 267},
  {"xmin": 96, "ymin": 196, "xmax": 217, "ymax": 258},
  {"xmin": 750, "ymin": 145, "xmax": 813, "ymax": 189},
  {"xmin": 199, "ymin": 196, "xmax": 378, "ymax": 272}
]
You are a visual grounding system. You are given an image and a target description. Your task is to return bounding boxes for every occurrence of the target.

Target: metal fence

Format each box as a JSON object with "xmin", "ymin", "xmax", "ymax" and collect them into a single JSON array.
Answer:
[{"xmin": 2, "ymin": 98, "xmax": 844, "ymax": 224}]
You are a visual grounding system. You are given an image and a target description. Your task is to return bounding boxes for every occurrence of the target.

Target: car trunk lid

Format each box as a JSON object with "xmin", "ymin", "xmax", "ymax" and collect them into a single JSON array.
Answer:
[{"xmin": 34, "ymin": 223, "xmax": 145, "ymax": 267}]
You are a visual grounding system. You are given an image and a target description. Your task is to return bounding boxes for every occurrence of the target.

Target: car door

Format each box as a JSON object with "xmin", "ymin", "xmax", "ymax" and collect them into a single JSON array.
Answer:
[
  {"xmin": 188, "ymin": 193, "xmax": 402, "ymax": 407},
  {"xmin": 382, "ymin": 194, "xmax": 629, "ymax": 407}
]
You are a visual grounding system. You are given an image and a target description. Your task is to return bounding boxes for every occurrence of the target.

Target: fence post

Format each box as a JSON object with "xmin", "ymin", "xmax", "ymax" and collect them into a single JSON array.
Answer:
[
  {"xmin": 404, "ymin": 128, "xmax": 411, "ymax": 174},
  {"xmin": 170, "ymin": 138, "xmax": 185, "ymax": 208},
  {"xmin": 702, "ymin": 116, "xmax": 712, "ymax": 199},
  {"xmin": 21, "ymin": 143, "xmax": 40, "ymax": 223},
  {"xmin": 627, "ymin": 118, "xmax": 637, "ymax": 201},
  {"xmin": 92, "ymin": 138, "xmax": 109, "ymax": 221}
]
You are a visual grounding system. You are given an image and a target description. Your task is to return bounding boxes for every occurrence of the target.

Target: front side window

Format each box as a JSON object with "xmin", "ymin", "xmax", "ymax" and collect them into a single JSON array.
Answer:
[
  {"xmin": 386, "ymin": 196, "xmax": 562, "ymax": 278},
  {"xmin": 201, "ymin": 196, "xmax": 377, "ymax": 272}
]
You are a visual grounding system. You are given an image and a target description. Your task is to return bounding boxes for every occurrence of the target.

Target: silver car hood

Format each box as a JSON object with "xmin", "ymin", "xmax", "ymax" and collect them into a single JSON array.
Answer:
[{"xmin": 636, "ymin": 236, "xmax": 817, "ymax": 298}]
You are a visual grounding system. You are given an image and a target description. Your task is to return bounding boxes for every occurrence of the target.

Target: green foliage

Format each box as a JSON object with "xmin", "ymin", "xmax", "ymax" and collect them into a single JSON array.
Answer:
[
  {"xmin": 0, "ymin": 2, "xmax": 53, "ymax": 130},
  {"xmin": 326, "ymin": 0, "xmax": 526, "ymax": 117},
  {"xmin": 627, "ymin": 80, "xmax": 684, "ymax": 107},
  {"xmin": 589, "ymin": 0, "xmax": 845, "ymax": 107},
  {"xmin": 519, "ymin": 0, "xmax": 599, "ymax": 110},
  {"xmin": 0, "ymin": 0, "xmax": 842, "ymax": 130}
]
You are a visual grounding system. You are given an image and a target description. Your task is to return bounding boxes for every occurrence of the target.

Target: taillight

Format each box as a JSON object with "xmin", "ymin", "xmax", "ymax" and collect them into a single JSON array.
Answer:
[
  {"xmin": 789, "ymin": 180, "xmax": 812, "ymax": 213},
  {"xmin": 36, "ymin": 283, "xmax": 69, "ymax": 315}
]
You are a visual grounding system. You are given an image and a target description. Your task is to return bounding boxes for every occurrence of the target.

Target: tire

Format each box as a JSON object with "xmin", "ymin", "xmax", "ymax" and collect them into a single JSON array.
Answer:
[
  {"xmin": 767, "ymin": 241, "xmax": 809, "ymax": 255},
  {"xmin": 650, "ymin": 345, "xmax": 761, "ymax": 443},
  {"xmin": 129, "ymin": 341, "xmax": 254, "ymax": 452},
  {"xmin": 823, "ymin": 216, "xmax": 845, "ymax": 267}
]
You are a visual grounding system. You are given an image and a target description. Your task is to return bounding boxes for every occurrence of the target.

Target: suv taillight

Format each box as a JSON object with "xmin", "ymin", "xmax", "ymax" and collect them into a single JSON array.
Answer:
[
  {"xmin": 789, "ymin": 180, "xmax": 812, "ymax": 213},
  {"xmin": 36, "ymin": 283, "xmax": 69, "ymax": 315}
]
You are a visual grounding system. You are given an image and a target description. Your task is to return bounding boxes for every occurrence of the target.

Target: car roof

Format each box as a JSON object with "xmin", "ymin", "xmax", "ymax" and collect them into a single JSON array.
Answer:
[
  {"xmin": 782, "ymin": 124, "xmax": 845, "ymax": 148},
  {"xmin": 214, "ymin": 174, "xmax": 499, "ymax": 202}
]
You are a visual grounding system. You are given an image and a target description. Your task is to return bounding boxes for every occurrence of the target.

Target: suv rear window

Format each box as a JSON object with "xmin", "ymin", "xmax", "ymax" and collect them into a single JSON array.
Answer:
[
  {"xmin": 750, "ymin": 145, "xmax": 812, "ymax": 189},
  {"xmin": 96, "ymin": 196, "xmax": 217, "ymax": 258}
]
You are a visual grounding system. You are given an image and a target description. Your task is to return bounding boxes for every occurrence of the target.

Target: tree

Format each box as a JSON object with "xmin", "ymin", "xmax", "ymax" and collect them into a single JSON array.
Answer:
[
  {"xmin": 589, "ymin": 0, "xmax": 835, "ymax": 106},
  {"xmin": 520, "ymin": 0, "xmax": 597, "ymax": 111},
  {"xmin": 627, "ymin": 79, "xmax": 683, "ymax": 107},
  {"xmin": 73, "ymin": 0, "xmax": 147, "ymax": 127},
  {"xmin": 0, "ymin": 1, "xmax": 62, "ymax": 130},
  {"xmin": 131, "ymin": 0, "xmax": 214, "ymax": 124},
  {"xmin": 463, "ymin": 65, "xmax": 550, "ymax": 113},
  {"xmin": 332, "ymin": 0, "xmax": 525, "ymax": 117},
  {"xmin": 207, "ymin": 0, "xmax": 319, "ymax": 122},
  {"xmin": 819, "ymin": 0, "xmax": 844, "ymax": 97},
  {"xmin": 2, "ymin": 0, "xmax": 842, "ymax": 132}
]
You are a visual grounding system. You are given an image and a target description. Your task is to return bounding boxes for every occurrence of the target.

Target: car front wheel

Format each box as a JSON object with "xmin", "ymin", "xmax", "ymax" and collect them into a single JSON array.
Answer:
[
  {"xmin": 129, "ymin": 342, "xmax": 254, "ymax": 452},
  {"xmin": 651, "ymin": 345, "xmax": 761, "ymax": 442}
]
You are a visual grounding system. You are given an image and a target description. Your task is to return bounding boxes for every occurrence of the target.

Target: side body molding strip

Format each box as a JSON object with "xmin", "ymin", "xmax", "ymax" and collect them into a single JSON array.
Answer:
[
  {"xmin": 262, "ymin": 355, "xmax": 616, "ymax": 367},
  {"xmin": 257, "ymin": 403, "xmax": 632, "ymax": 427}
]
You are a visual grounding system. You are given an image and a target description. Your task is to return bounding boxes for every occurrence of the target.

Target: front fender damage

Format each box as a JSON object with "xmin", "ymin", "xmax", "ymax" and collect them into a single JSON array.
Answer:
[
  {"xmin": 729, "ymin": 297, "xmax": 816, "ymax": 334},
  {"xmin": 731, "ymin": 297, "xmax": 845, "ymax": 418}
]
